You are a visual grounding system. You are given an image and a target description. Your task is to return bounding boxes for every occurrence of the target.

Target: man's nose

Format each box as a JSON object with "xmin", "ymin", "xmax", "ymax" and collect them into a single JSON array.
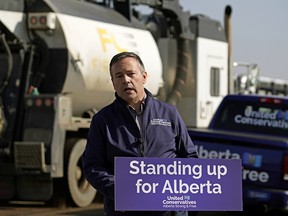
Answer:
[{"xmin": 123, "ymin": 74, "xmax": 131, "ymax": 83}]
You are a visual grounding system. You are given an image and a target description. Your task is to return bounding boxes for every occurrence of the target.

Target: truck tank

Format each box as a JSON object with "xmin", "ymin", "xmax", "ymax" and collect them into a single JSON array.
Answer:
[{"xmin": 0, "ymin": 0, "xmax": 163, "ymax": 116}]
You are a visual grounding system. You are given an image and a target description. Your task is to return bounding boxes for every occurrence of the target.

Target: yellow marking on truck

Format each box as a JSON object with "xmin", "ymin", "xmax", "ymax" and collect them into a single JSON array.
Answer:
[{"xmin": 97, "ymin": 28, "xmax": 126, "ymax": 52}]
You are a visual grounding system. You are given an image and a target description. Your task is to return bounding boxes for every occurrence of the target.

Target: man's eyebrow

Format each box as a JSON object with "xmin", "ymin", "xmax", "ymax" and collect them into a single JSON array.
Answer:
[
  {"xmin": 115, "ymin": 70, "xmax": 134, "ymax": 75},
  {"xmin": 114, "ymin": 71, "xmax": 123, "ymax": 76}
]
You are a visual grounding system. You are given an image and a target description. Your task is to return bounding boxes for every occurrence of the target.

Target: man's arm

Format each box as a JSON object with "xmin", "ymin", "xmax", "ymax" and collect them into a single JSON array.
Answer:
[
  {"xmin": 82, "ymin": 116, "xmax": 115, "ymax": 200},
  {"xmin": 175, "ymin": 110, "xmax": 198, "ymax": 158}
]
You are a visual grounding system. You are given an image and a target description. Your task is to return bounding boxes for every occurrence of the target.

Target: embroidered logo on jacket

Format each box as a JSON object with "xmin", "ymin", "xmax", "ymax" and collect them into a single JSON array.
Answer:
[{"xmin": 150, "ymin": 119, "xmax": 171, "ymax": 127}]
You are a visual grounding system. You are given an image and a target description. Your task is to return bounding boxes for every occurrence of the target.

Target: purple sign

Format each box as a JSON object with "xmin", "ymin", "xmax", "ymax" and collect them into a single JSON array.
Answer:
[{"xmin": 115, "ymin": 157, "xmax": 242, "ymax": 211}]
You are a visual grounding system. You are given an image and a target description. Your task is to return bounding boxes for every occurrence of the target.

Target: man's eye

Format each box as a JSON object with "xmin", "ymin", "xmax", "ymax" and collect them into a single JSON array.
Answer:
[
  {"xmin": 115, "ymin": 74, "xmax": 123, "ymax": 78},
  {"xmin": 128, "ymin": 72, "xmax": 136, "ymax": 77}
]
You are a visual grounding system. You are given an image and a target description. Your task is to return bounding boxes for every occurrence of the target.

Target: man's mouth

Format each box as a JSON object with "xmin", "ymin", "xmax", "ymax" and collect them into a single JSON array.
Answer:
[{"xmin": 124, "ymin": 87, "xmax": 135, "ymax": 92}]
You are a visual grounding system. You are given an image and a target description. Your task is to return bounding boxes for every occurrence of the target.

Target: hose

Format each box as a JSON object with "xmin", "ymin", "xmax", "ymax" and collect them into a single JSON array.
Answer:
[
  {"xmin": 167, "ymin": 38, "xmax": 190, "ymax": 106},
  {"xmin": 0, "ymin": 34, "xmax": 13, "ymax": 94}
]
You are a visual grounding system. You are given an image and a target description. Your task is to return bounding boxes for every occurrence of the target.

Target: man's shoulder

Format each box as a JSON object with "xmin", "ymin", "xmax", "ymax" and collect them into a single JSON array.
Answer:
[
  {"xmin": 93, "ymin": 100, "xmax": 119, "ymax": 118},
  {"xmin": 149, "ymin": 97, "xmax": 177, "ymax": 111}
]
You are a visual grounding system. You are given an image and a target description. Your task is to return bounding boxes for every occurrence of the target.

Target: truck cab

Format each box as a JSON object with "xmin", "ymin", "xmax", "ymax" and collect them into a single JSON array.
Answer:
[{"xmin": 190, "ymin": 94, "xmax": 288, "ymax": 213}]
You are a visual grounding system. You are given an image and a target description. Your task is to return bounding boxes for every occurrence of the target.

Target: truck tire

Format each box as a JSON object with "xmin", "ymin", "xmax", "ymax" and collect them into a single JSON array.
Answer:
[{"xmin": 65, "ymin": 138, "xmax": 97, "ymax": 207}]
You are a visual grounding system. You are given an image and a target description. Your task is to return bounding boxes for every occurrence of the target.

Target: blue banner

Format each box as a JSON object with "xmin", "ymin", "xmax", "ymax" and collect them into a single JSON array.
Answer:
[{"xmin": 115, "ymin": 157, "xmax": 242, "ymax": 211}]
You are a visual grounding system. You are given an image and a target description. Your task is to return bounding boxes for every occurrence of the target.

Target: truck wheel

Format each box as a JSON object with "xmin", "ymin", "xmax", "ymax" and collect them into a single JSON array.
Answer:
[{"xmin": 65, "ymin": 138, "xmax": 97, "ymax": 207}]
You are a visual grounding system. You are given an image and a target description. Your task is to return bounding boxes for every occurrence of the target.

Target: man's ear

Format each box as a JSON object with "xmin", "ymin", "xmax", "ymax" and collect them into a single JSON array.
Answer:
[{"xmin": 143, "ymin": 71, "xmax": 147, "ymax": 83}]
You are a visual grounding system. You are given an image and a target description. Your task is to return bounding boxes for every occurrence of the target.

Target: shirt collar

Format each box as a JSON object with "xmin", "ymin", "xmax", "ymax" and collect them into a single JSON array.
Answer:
[{"xmin": 128, "ymin": 96, "xmax": 146, "ymax": 115}]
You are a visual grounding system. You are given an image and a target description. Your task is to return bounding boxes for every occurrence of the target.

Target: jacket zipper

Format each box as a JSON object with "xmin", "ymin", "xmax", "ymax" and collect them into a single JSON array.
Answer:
[{"xmin": 139, "ymin": 110, "xmax": 146, "ymax": 157}]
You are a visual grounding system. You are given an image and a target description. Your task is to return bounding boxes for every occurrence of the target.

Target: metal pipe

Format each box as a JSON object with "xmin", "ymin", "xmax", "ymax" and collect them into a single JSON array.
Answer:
[{"xmin": 224, "ymin": 5, "xmax": 233, "ymax": 94}]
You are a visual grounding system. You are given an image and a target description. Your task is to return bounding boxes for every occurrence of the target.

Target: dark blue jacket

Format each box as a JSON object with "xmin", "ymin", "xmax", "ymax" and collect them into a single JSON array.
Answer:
[{"xmin": 82, "ymin": 89, "xmax": 198, "ymax": 216}]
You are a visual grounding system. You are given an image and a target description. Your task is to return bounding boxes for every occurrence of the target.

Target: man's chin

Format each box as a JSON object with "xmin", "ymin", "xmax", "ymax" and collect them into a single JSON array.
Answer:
[{"xmin": 121, "ymin": 94, "xmax": 135, "ymax": 103}]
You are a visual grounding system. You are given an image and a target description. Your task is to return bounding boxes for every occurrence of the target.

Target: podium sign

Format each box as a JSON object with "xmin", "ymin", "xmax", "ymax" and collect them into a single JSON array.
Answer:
[{"xmin": 115, "ymin": 157, "xmax": 242, "ymax": 211}]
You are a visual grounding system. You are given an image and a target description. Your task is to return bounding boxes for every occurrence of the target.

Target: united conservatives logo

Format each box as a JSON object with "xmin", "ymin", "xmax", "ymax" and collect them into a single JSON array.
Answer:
[
  {"xmin": 234, "ymin": 107, "xmax": 288, "ymax": 129},
  {"xmin": 150, "ymin": 118, "xmax": 172, "ymax": 127},
  {"xmin": 162, "ymin": 195, "xmax": 197, "ymax": 209}
]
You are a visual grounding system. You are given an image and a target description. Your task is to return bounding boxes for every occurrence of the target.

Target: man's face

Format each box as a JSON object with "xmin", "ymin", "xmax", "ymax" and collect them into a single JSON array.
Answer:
[{"xmin": 111, "ymin": 57, "xmax": 147, "ymax": 104}]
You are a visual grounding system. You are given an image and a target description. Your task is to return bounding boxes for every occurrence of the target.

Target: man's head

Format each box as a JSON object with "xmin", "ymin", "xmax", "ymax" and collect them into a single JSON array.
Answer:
[{"xmin": 109, "ymin": 52, "xmax": 147, "ymax": 106}]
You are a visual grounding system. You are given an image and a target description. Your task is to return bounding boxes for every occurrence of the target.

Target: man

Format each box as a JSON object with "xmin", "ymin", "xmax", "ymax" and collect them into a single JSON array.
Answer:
[{"xmin": 82, "ymin": 52, "xmax": 198, "ymax": 216}]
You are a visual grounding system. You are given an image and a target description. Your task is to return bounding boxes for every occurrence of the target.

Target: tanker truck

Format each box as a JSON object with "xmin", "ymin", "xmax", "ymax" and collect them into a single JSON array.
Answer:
[{"xmin": 0, "ymin": 0, "xmax": 229, "ymax": 207}]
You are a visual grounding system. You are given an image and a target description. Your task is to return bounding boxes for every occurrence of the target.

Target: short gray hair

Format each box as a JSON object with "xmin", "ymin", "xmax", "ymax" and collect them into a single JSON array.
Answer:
[{"xmin": 109, "ymin": 52, "xmax": 145, "ymax": 77}]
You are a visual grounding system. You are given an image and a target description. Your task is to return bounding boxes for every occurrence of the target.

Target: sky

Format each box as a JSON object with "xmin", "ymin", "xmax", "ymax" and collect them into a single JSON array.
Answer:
[{"xmin": 179, "ymin": 0, "xmax": 288, "ymax": 80}]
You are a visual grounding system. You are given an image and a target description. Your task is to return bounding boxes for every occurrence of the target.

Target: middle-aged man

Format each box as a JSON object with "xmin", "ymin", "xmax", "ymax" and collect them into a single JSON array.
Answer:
[{"xmin": 82, "ymin": 52, "xmax": 198, "ymax": 216}]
